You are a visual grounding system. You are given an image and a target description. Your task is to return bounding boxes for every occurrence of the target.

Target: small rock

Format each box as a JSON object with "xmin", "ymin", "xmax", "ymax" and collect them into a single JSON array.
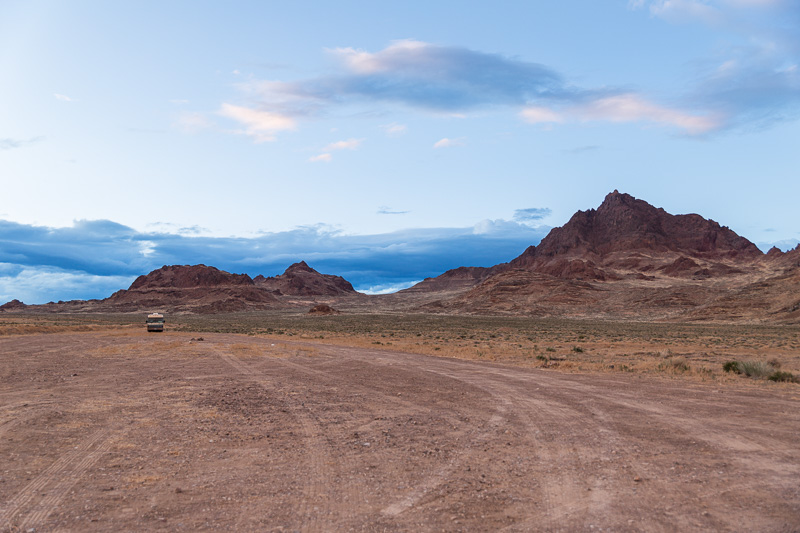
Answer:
[{"xmin": 634, "ymin": 476, "xmax": 642, "ymax": 482}]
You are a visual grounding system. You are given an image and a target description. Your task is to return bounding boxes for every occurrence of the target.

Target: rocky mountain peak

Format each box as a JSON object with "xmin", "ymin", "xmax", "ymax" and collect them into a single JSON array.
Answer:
[{"xmin": 128, "ymin": 265, "xmax": 254, "ymax": 290}]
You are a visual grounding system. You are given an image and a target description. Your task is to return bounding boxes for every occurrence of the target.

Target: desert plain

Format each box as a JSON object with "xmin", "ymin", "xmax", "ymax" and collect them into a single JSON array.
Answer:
[{"xmin": 1, "ymin": 312, "xmax": 798, "ymax": 532}]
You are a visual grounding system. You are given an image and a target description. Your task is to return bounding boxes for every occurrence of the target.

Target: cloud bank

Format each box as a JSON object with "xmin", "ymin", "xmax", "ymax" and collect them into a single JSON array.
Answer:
[
  {"xmin": 0, "ymin": 217, "xmax": 550, "ymax": 304},
  {"xmin": 214, "ymin": 22, "xmax": 799, "ymax": 140}
]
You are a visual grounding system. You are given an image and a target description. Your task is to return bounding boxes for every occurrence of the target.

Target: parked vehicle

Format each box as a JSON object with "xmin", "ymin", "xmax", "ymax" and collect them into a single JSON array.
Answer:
[{"xmin": 146, "ymin": 313, "xmax": 165, "ymax": 332}]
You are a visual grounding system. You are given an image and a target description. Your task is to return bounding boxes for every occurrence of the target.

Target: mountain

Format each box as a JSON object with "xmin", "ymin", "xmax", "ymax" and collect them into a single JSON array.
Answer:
[
  {"xmin": 400, "ymin": 265, "xmax": 508, "ymax": 294},
  {"xmin": 0, "ymin": 299, "xmax": 27, "ymax": 311},
  {"xmin": 253, "ymin": 261, "xmax": 357, "ymax": 296},
  {"xmin": 104, "ymin": 265, "xmax": 277, "ymax": 314},
  {"xmin": 507, "ymin": 190, "xmax": 761, "ymax": 280},
  {"xmin": 128, "ymin": 264, "xmax": 254, "ymax": 290},
  {"xmin": 416, "ymin": 191, "xmax": 798, "ymax": 323}
]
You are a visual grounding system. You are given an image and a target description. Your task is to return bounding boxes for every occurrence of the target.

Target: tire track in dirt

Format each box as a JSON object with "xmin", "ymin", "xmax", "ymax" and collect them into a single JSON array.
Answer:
[
  {"xmin": 310, "ymin": 346, "xmax": 536, "ymax": 522},
  {"xmin": 254, "ymin": 343, "xmax": 512, "ymax": 520},
  {"xmin": 411, "ymin": 362, "xmax": 574, "ymax": 531},
  {"xmin": 343, "ymin": 349, "xmax": 617, "ymax": 531},
  {"xmin": 210, "ymin": 337, "xmax": 510, "ymax": 524},
  {"xmin": 0, "ymin": 428, "xmax": 112, "ymax": 530},
  {"xmin": 18, "ymin": 436, "xmax": 114, "ymax": 530},
  {"xmin": 213, "ymin": 347, "xmax": 338, "ymax": 533}
]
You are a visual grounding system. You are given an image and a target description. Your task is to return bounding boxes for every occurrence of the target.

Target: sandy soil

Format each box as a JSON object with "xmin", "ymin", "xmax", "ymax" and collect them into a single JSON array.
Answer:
[{"xmin": 1, "ymin": 330, "xmax": 798, "ymax": 532}]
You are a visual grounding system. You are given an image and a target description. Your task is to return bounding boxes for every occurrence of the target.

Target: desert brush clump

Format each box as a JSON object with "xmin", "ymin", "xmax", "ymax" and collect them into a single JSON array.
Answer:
[
  {"xmin": 659, "ymin": 356, "xmax": 691, "ymax": 373},
  {"xmin": 723, "ymin": 361, "xmax": 740, "ymax": 373},
  {"xmin": 723, "ymin": 360, "xmax": 798, "ymax": 383},
  {"xmin": 734, "ymin": 360, "xmax": 774, "ymax": 379},
  {"xmin": 767, "ymin": 371, "xmax": 799, "ymax": 383}
]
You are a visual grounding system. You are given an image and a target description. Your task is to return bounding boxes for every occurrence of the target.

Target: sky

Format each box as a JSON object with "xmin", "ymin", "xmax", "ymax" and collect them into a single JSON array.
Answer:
[{"xmin": 1, "ymin": 0, "xmax": 799, "ymax": 304}]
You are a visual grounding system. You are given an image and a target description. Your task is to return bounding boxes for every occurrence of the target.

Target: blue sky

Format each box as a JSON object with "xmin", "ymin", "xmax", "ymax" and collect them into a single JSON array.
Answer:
[{"xmin": 1, "ymin": 0, "xmax": 799, "ymax": 303}]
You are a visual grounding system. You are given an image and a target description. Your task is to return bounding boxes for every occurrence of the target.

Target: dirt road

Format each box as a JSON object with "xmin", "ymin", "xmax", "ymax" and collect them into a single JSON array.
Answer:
[{"xmin": 1, "ymin": 331, "xmax": 798, "ymax": 531}]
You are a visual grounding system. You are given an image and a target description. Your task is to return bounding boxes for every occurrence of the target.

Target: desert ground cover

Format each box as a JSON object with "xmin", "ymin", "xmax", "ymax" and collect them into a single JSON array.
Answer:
[
  {"xmin": 0, "ymin": 314, "xmax": 799, "ymax": 531},
  {"xmin": 160, "ymin": 312, "xmax": 800, "ymax": 384}
]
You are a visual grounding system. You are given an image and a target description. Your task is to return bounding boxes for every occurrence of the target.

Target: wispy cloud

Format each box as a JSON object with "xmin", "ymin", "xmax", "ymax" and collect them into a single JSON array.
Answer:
[
  {"xmin": 0, "ymin": 216, "xmax": 549, "ymax": 304},
  {"xmin": 513, "ymin": 208, "xmax": 552, "ymax": 223},
  {"xmin": 566, "ymin": 145, "xmax": 601, "ymax": 154},
  {"xmin": 309, "ymin": 153, "xmax": 332, "ymax": 162},
  {"xmin": 433, "ymin": 137, "xmax": 465, "ymax": 148},
  {"xmin": 377, "ymin": 206, "xmax": 410, "ymax": 215},
  {"xmin": 218, "ymin": 103, "xmax": 296, "ymax": 142},
  {"xmin": 574, "ymin": 94, "xmax": 723, "ymax": 134},
  {"xmin": 323, "ymin": 138, "xmax": 363, "ymax": 151},
  {"xmin": 54, "ymin": 93, "xmax": 73, "ymax": 102},
  {"xmin": 522, "ymin": 94, "xmax": 722, "ymax": 134},
  {"xmin": 630, "ymin": 0, "xmax": 800, "ymax": 130},
  {"xmin": 381, "ymin": 122, "xmax": 407, "ymax": 136},
  {"xmin": 0, "ymin": 136, "xmax": 44, "ymax": 150},
  {"xmin": 520, "ymin": 106, "xmax": 564, "ymax": 124}
]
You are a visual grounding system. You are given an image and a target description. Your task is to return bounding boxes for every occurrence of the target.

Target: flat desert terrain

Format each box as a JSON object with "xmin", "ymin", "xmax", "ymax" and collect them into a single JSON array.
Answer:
[{"xmin": 1, "ymin": 327, "xmax": 799, "ymax": 532}]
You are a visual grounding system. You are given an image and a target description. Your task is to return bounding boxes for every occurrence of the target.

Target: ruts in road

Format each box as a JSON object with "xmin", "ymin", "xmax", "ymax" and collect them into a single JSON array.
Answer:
[{"xmin": 0, "ymin": 331, "xmax": 798, "ymax": 531}]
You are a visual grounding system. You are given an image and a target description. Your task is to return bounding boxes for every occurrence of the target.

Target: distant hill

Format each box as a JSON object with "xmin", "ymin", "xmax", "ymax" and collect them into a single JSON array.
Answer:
[
  {"xmin": 2, "ymin": 263, "xmax": 361, "ymax": 314},
  {"xmin": 253, "ymin": 261, "xmax": 356, "ymax": 296}
]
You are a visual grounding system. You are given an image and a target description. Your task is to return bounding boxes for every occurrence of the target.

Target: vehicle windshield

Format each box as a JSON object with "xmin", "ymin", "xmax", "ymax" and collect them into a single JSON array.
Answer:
[{"xmin": 146, "ymin": 318, "xmax": 164, "ymax": 323}]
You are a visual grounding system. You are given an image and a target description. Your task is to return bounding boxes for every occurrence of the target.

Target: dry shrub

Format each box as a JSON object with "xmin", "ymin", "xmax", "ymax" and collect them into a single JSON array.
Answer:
[
  {"xmin": 736, "ymin": 360, "xmax": 775, "ymax": 379},
  {"xmin": 659, "ymin": 356, "xmax": 691, "ymax": 373}
]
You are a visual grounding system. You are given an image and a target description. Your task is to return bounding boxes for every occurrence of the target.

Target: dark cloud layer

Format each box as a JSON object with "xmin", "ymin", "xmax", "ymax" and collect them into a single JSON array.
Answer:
[
  {"xmin": 251, "ymin": 41, "xmax": 588, "ymax": 115},
  {"xmin": 0, "ymin": 218, "xmax": 549, "ymax": 304}
]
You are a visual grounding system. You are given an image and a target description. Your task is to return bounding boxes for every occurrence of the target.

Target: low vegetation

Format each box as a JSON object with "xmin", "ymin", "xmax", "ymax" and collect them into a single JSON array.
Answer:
[
  {"xmin": 723, "ymin": 359, "xmax": 799, "ymax": 383},
  {"xmin": 3, "ymin": 311, "xmax": 798, "ymax": 385}
]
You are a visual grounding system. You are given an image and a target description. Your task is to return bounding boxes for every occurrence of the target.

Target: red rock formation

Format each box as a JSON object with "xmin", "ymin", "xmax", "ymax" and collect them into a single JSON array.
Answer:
[
  {"xmin": 129, "ymin": 264, "xmax": 254, "ymax": 290},
  {"xmin": 254, "ymin": 261, "xmax": 356, "ymax": 296},
  {"xmin": 0, "ymin": 299, "xmax": 27, "ymax": 311},
  {"xmin": 513, "ymin": 190, "xmax": 761, "ymax": 263}
]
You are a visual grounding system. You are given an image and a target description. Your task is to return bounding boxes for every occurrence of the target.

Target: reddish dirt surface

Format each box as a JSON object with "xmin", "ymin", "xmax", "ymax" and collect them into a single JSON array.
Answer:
[{"xmin": 1, "ymin": 330, "xmax": 799, "ymax": 532}]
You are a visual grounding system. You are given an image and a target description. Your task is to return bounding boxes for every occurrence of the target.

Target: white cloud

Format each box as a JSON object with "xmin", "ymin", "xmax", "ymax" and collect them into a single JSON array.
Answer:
[
  {"xmin": 218, "ymin": 103, "xmax": 296, "ymax": 142},
  {"xmin": 381, "ymin": 123, "xmax": 407, "ymax": 136},
  {"xmin": 138, "ymin": 241, "xmax": 156, "ymax": 257},
  {"xmin": 54, "ymin": 93, "xmax": 73, "ymax": 102},
  {"xmin": 433, "ymin": 137, "xmax": 465, "ymax": 149},
  {"xmin": 0, "ymin": 265, "xmax": 135, "ymax": 305},
  {"xmin": 520, "ymin": 106, "xmax": 564, "ymax": 124},
  {"xmin": 323, "ymin": 138, "xmax": 363, "ymax": 151},
  {"xmin": 330, "ymin": 39, "xmax": 429, "ymax": 74},
  {"xmin": 574, "ymin": 94, "xmax": 722, "ymax": 134},
  {"xmin": 309, "ymin": 153, "xmax": 332, "ymax": 163},
  {"xmin": 360, "ymin": 280, "xmax": 422, "ymax": 295}
]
